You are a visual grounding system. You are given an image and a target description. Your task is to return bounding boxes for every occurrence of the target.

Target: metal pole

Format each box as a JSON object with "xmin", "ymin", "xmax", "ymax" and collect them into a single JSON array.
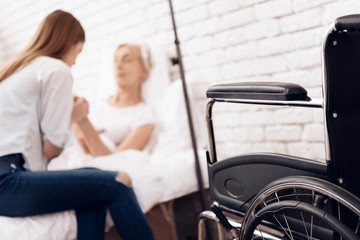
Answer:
[{"xmin": 167, "ymin": 0, "xmax": 207, "ymax": 211}]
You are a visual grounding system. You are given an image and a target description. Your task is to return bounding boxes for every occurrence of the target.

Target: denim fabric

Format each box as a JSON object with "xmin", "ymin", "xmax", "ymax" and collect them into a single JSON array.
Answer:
[{"xmin": 0, "ymin": 154, "xmax": 154, "ymax": 240}]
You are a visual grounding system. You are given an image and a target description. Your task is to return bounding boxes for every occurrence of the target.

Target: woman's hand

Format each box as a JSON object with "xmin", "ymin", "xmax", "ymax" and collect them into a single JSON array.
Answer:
[
  {"xmin": 70, "ymin": 97, "xmax": 111, "ymax": 156},
  {"xmin": 71, "ymin": 96, "xmax": 89, "ymax": 123}
]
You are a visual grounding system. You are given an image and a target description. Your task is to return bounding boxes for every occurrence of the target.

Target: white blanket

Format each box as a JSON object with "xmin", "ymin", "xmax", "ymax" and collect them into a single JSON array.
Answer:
[{"xmin": 48, "ymin": 143, "xmax": 208, "ymax": 214}]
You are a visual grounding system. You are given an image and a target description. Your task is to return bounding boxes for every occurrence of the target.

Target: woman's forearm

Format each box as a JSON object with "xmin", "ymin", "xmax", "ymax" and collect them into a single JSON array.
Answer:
[
  {"xmin": 116, "ymin": 124, "xmax": 154, "ymax": 152},
  {"xmin": 74, "ymin": 117, "xmax": 112, "ymax": 157},
  {"xmin": 43, "ymin": 139, "xmax": 63, "ymax": 160}
]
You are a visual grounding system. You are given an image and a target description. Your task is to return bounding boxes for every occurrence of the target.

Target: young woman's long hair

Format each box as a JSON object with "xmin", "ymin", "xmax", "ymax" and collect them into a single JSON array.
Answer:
[{"xmin": 0, "ymin": 10, "xmax": 85, "ymax": 83}]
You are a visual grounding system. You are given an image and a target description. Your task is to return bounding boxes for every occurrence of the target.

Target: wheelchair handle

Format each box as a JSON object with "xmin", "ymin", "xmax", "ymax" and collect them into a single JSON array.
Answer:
[
  {"xmin": 335, "ymin": 14, "xmax": 360, "ymax": 31},
  {"xmin": 206, "ymin": 82, "xmax": 310, "ymax": 101}
]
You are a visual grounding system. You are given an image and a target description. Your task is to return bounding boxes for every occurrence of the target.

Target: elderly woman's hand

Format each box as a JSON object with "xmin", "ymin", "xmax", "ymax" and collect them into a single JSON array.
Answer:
[{"xmin": 71, "ymin": 96, "xmax": 89, "ymax": 123}]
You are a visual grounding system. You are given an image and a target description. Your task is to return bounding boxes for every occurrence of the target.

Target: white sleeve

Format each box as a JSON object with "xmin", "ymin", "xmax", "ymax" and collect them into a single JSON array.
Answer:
[
  {"xmin": 38, "ymin": 62, "xmax": 74, "ymax": 149},
  {"xmin": 130, "ymin": 106, "xmax": 157, "ymax": 129}
]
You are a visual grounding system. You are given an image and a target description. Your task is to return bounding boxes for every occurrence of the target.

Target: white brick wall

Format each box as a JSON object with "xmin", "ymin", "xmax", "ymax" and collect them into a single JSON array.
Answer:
[
  {"xmin": 254, "ymin": 0, "xmax": 292, "ymax": 20},
  {"xmin": 0, "ymin": 0, "xmax": 358, "ymax": 161}
]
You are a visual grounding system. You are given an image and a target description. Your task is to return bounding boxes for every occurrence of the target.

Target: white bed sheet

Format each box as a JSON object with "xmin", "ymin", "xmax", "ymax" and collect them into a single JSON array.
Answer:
[{"xmin": 48, "ymin": 142, "xmax": 208, "ymax": 214}]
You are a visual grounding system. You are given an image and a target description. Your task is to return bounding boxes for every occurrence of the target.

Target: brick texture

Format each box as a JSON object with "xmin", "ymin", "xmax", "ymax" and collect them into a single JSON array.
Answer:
[{"xmin": 0, "ymin": 0, "xmax": 358, "ymax": 163}]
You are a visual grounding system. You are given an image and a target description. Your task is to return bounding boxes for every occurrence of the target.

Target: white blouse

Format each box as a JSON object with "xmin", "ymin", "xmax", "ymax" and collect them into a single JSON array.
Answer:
[
  {"xmin": 88, "ymin": 101, "xmax": 156, "ymax": 146},
  {"xmin": 0, "ymin": 56, "xmax": 73, "ymax": 171}
]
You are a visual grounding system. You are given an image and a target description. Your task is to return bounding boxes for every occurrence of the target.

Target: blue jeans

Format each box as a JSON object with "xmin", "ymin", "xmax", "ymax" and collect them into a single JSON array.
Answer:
[{"xmin": 0, "ymin": 153, "xmax": 154, "ymax": 240}]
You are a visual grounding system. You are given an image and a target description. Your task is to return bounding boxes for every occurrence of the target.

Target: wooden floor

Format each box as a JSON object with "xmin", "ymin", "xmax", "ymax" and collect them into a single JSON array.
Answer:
[{"xmin": 105, "ymin": 200, "xmax": 177, "ymax": 240}]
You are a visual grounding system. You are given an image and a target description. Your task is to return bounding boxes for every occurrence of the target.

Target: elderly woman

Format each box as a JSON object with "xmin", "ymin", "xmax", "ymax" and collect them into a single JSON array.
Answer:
[{"xmin": 71, "ymin": 44, "xmax": 156, "ymax": 157}]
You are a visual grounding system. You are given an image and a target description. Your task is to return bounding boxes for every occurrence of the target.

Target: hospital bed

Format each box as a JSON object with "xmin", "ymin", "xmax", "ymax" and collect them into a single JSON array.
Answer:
[{"xmin": 0, "ymin": 46, "xmax": 208, "ymax": 240}]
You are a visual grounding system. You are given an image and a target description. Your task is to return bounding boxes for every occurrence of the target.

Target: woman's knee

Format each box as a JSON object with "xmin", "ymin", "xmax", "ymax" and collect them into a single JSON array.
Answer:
[{"xmin": 115, "ymin": 172, "xmax": 132, "ymax": 186}]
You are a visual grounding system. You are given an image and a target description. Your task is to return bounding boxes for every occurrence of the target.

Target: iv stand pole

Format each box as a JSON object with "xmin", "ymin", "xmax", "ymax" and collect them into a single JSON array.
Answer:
[{"xmin": 168, "ymin": 0, "xmax": 207, "ymax": 211}]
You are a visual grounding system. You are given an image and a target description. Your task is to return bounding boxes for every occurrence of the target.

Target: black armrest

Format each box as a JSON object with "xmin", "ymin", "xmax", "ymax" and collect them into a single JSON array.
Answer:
[
  {"xmin": 335, "ymin": 14, "xmax": 360, "ymax": 32},
  {"xmin": 206, "ymin": 82, "xmax": 310, "ymax": 101}
]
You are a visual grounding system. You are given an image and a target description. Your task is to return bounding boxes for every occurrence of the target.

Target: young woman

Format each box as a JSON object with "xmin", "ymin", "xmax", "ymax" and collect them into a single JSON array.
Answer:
[
  {"xmin": 0, "ymin": 10, "xmax": 154, "ymax": 240},
  {"xmin": 71, "ymin": 44, "xmax": 156, "ymax": 157}
]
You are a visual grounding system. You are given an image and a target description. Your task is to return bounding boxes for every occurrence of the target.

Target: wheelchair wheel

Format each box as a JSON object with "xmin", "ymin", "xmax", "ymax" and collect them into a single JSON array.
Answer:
[{"xmin": 240, "ymin": 176, "xmax": 360, "ymax": 240}]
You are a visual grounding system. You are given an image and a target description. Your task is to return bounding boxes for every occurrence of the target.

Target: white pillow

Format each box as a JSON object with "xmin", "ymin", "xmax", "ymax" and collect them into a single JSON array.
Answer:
[
  {"xmin": 141, "ymin": 45, "xmax": 171, "ymax": 107},
  {"xmin": 152, "ymin": 80, "xmax": 206, "ymax": 156}
]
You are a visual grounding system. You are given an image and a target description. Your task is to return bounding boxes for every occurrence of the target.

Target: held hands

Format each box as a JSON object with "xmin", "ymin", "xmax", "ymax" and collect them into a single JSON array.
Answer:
[
  {"xmin": 70, "ymin": 96, "xmax": 107, "ymax": 155},
  {"xmin": 71, "ymin": 95, "xmax": 89, "ymax": 123},
  {"xmin": 70, "ymin": 96, "xmax": 90, "ymax": 154}
]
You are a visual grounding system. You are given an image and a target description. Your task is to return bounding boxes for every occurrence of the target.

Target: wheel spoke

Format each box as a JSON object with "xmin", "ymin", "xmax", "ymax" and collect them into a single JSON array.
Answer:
[
  {"xmin": 312, "ymin": 191, "xmax": 315, "ymax": 205},
  {"xmin": 295, "ymin": 188, "xmax": 310, "ymax": 240},
  {"xmin": 355, "ymin": 217, "xmax": 360, "ymax": 235},
  {"xmin": 272, "ymin": 215, "xmax": 293, "ymax": 239},
  {"xmin": 310, "ymin": 215, "xmax": 313, "ymax": 240},
  {"xmin": 294, "ymin": 188, "xmax": 299, "ymax": 201},
  {"xmin": 275, "ymin": 192, "xmax": 280, "ymax": 202},
  {"xmin": 255, "ymin": 226, "xmax": 266, "ymax": 240},
  {"xmin": 300, "ymin": 211, "xmax": 310, "ymax": 240},
  {"xmin": 337, "ymin": 202, "xmax": 343, "ymax": 240},
  {"xmin": 275, "ymin": 192, "xmax": 295, "ymax": 239},
  {"xmin": 282, "ymin": 213, "xmax": 295, "ymax": 240}
]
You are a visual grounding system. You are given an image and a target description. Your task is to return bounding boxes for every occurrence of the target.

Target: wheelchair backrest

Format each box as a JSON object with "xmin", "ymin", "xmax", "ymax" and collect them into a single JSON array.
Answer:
[{"xmin": 324, "ymin": 14, "xmax": 360, "ymax": 197}]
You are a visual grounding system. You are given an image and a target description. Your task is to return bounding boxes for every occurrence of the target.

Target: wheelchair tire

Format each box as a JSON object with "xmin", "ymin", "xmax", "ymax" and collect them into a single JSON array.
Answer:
[
  {"xmin": 240, "ymin": 176, "xmax": 360, "ymax": 240},
  {"xmin": 243, "ymin": 200, "xmax": 357, "ymax": 240}
]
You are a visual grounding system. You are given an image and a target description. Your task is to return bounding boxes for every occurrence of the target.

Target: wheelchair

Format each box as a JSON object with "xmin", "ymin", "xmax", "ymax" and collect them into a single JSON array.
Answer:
[{"xmin": 198, "ymin": 14, "xmax": 360, "ymax": 240}]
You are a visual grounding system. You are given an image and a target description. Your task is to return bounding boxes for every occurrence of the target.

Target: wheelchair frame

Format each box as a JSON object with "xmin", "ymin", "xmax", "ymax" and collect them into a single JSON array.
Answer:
[{"xmin": 199, "ymin": 15, "xmax": 360, "ymax": 240}]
